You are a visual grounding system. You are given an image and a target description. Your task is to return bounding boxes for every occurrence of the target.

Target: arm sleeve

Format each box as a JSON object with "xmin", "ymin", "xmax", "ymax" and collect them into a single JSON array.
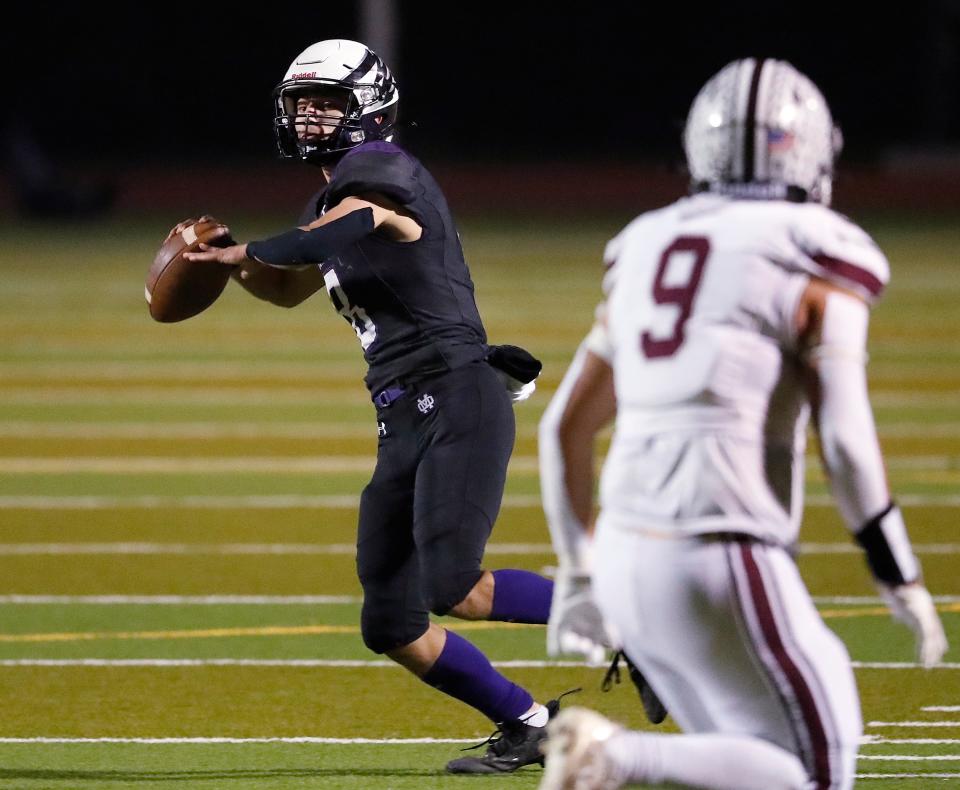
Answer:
[
  {"xmin": 582, "ymin": 303, "xmax": 613, "ymax": 362},
  {"xmin": 812, "ymin": 290, "xmax": 920, "ymax": 585},
  {"xmin": 246, "ymin": 208, "xmax": 375, "ymax": 267},
  {"xmin": 811, "ymin": 291, "xmax": 888, "ymax": 527},
  {"xmin": 539, "ymin": 342, "xmax": 595, "ymax": 567}
]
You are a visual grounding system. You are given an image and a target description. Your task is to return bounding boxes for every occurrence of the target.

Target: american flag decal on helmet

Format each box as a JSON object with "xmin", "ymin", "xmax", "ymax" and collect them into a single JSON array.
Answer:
[{"xmin": 768, "ymin": 129, "xmax": 795, "ymax": 151}]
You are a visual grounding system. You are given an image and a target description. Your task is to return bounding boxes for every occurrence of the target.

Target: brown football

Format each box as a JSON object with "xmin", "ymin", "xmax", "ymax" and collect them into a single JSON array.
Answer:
[{"xmin": 146, "ymin": 219, "xmax": 235, "ymax": 323}]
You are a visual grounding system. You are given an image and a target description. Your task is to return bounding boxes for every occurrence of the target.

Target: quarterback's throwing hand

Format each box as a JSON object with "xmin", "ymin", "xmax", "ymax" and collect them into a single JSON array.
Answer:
[
  {"xmin": 879, "ymin": 582, "xmax": 948, "ymax": 667},
  {"xmin": 547, "ymin": 565, "xmax": 615, "ymax": 666},
  {"xmin": 164, "ymin": 214, "xmax": 225, "ymax": 243},
  {"xmin": 184, "ymin": 237, "xmax": 249, "ymax": 266}
]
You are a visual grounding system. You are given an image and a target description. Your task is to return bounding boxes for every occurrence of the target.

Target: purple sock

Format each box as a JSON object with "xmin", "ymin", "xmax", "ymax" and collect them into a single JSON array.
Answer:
[
  {"xmin": 422, "ymin": 630, "xmax": 533, "ymax": 722},
  {"xmin": 490, "ymin": 569, "xmax": 553, "ymax": 624}
]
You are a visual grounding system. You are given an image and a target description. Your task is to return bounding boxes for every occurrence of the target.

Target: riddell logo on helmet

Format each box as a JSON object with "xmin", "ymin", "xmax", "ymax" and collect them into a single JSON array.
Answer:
[{"xmin": 291, "ymin": 72, "xmax": 317, "ymax": 79}]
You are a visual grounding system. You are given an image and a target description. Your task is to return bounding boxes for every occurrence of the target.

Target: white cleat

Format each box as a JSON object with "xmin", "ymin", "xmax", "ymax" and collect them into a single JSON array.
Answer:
[{"xmin": 539, "ymin": 707, "xmax": 624, "ymax": 790}]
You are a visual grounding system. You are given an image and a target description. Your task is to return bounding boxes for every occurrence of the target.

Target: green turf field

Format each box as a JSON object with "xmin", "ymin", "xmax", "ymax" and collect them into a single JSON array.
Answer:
[{"xmin": 0, "ymin": 212, "xmax": 957, "ymax": 788}]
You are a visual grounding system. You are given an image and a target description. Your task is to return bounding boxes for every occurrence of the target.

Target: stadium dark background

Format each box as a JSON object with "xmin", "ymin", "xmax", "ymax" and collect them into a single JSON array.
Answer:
[{"xmin": 2, "ymin": 1, "xmax": 959, "ymax": 215}]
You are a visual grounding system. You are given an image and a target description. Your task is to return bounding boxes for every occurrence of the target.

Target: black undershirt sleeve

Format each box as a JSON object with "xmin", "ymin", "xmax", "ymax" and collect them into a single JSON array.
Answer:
[{"xmin": 247, "ymin": 208, "xmax": 375, "ymax": 267}]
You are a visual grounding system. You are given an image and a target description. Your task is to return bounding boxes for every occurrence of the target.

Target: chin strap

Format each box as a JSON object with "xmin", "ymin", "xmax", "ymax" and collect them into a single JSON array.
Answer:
[{"xmin": 601, "ymin": 650, "xmax": 668, "ymax": 724}]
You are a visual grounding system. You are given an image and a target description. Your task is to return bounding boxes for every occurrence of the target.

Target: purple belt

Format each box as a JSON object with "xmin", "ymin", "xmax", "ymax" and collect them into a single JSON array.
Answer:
[{"xmin": 372, "ymin": 386, "xmax": 406, "ymax": 408}]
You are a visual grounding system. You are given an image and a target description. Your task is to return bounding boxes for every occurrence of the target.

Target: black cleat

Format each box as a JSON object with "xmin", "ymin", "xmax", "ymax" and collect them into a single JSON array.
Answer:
[
  {"xmin": 446, "ymin": 690, "xmax": 579, "ymax": 774},
  {"xmin": 601, "ymin": 650, "xmax": 668, "ymax": 725}
]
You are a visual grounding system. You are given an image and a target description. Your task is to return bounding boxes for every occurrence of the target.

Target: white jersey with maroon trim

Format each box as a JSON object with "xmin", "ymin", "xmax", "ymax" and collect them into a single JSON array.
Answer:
[{"xmin": 599, "ymin": 193, "xmax": 889, "ymax": 544}]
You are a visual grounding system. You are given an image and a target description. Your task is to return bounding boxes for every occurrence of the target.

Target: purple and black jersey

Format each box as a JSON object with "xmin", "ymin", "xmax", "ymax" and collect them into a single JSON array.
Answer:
[{"xmin": 300, "ymin": 142, "xmax": 488, "ymax": 393}]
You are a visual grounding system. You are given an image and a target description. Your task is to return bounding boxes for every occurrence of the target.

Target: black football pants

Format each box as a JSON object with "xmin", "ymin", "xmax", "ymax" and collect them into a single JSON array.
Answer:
[{"xmin": 356, "ymin": 361, "xmax": 516, "ymax": 654}]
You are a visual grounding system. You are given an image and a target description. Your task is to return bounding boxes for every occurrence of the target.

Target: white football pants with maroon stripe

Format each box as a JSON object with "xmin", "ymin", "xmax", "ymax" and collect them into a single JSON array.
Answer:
[{"xmin": 593, "ymin": 523, "xmax": 861, "ymax": 790}]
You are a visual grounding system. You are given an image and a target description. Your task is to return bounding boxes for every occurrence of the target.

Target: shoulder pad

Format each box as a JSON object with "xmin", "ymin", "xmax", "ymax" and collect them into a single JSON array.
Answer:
[
  {"xmin": 601, "ymin": 210, "xmax": 653, "ymax": 294},
  {"xmin": 326, "ymin": 142, "xmax": 419, "ymax": 207},
  {"xmin": 793, "ymin": 206, "xmax": 890, "ymax": 304},
  {"xmin": 601, "ymin": 235, "xmax": 623, "ymax": 296}
]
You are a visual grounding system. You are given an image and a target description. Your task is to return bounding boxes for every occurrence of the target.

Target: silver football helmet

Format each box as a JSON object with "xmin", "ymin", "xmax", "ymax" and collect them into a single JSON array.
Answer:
[
  {"xmin": 683, "ymin": 58, "xmax": 842, "ymax": 205},
  {"xmin": 273, "ymin": 39, "xmax": 399, "ymax": 165}
]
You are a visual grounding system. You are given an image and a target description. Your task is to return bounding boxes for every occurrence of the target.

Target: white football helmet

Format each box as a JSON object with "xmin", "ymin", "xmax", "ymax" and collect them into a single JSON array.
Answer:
[
  {"xmin": 273, "ymin": 39, "xmax": 399, "ymax": 165},
  {"xmin": 683, "ymin": 58, "xmax": 842, "ymax": 205}
]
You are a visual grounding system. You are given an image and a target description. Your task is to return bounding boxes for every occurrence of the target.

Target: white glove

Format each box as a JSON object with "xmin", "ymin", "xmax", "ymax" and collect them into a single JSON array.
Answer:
[
  {"xmin": 547, "ymin": 564, "xmax": 616, "ymax": 666},
  {"xmin": 492, "ymin": 368, "xmax": 537, "ymax": 402},
  {"xmin": 879, "ymin": 582, "xmax": 948, "ymax": 668}
]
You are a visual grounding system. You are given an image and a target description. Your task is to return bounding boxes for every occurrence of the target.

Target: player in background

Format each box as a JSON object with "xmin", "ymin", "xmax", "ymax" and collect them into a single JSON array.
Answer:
[
  {"xmin": 538, "ymin": 58, "xmax": 948, "ymax": 790},
  {"xmin": 540, "ymin": 305, "xmax": 616, "ymax": 668},
  {"xmin": 539, "ymin": 306, "xmax": 667, "ymax": 725},
  {"xmin": 178, "ymin": 38, "xmax": 564, "ymax": 774}
]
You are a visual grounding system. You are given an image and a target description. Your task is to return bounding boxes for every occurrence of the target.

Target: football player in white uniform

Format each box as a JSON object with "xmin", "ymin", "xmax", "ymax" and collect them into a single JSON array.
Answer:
[
  {"xmin": 539, "ymin": 58, "xmax": 948, "ymax": 790},
  {"xmin": 540, "ymin": 304, "xmax": 616, "ymax": 666}
]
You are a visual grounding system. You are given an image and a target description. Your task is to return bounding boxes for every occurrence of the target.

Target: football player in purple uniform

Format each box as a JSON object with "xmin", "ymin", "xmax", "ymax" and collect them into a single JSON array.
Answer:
[{"xmin": 182, "ymin": 39, "xmax": 566, "ymax": 774}]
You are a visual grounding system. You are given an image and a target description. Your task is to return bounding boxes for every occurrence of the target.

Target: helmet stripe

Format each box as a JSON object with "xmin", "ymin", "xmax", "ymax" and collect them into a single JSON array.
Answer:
[
  {"xmin": 742, "ymin": 57, "xmax": 766, "ymax": 182},
  {"xmin": 343, "ymin": 49, "xmax": 379, "ymax": 85}
]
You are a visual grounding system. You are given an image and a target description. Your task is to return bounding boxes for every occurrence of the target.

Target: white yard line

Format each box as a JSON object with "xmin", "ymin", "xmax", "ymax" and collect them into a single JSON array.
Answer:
[
  {"xmin": 0, "ymin": 422, "xmax": 535, "ymax": 440},
  {"xmin": 0, "ymin": 455, "xmax": 554, "ymax": 475},
  {"xmin": 2, "ymin": 493, "xmax": 960, "ymax": 509},
  {"xmin": 850, "ymin": 661, "xmax": 960, "ymax": 672},
  {"xmin": 0, "ymin": 362, "xmax": 367, "ymax": 379},
  {"xmin": 1, "ymin": 658, "xmax": 956, "ymax": 669},
  {"xmin": 0, "ymin": 595, "xmax": 362, "ymax": 605},
  {"xmin": 0, "ymin": 738, "xmax": 956, "ymax": 769},
  {"xmin": 800, "ymin": 543, "xmax": 960, "ymax": 555},
  {"xmin": 852, "ymin": 663, "xmax": 960, "ymax": 670},
  {"xmin": 880, "ymin": 423, "xmax": 960, "ymax": 437},
  {"xmin": 0, "ymin": 388, "xmax": 362, "ymax": 405},
  {"xmin": 868, "ymin": 722, "xmax": 960, "ymax": 728},
  {"xmin": 872, "ymin": 391, "xmax": 960, "ymax": 407},
  {"xmin": 5, "ymin": 594, "xmax": 950, "ymax": 607},
  {"xmin": 881, "ymin": 456, "xmax": 960, "ymax": 470},
  {"xmin": 815, "ymin": 596, "xmax": 960, "ymax": 605},
  {"xmin": 0, "ymin": 495, "xmax": 377, "ymax": 509},
  {"xmin": 0, "ymin": 457, "xmax": 377, "ymax": 474},
  {"xmin": 925, "ymin": 707, "xmax": 960, "ymax": 712},
  {"xmin": 0, "ymin": 418, "xmax": 954, "ymax": 440},
  {"xmin": 3, "ymin": 357, "xmax": 954, "ymax": 382},
  {"xmin": 0, "ymin": 542, "xmax": 555, "ymax": 556},
  {"xmin": 855, "ymin": 774, "xmax": 960, "ymax": 779},
  {"xmin": 857, "ymin": 755, "xmax": 960, "ymax": 760},
  {"xmin": 2, "ymin": 387, "xmax": 954, "ymax": 406},
  {"xmin": 0, "ymin": 542, "xmax": 954, "ymax": 557},
  {"xmin": 0, "ymin": 659, "xmax": 589, "ymax": 668},
  {"xmin": 0, "ymin": 455, "xmax": 953, "ymax": 475},
  {"xmin": 0, "ymin": 423, "xmax": 381, "ymax": 440},
  {"xmin": 0, "ymin": 543, "xmax": 358, "ymax": 556},
  {"xmin": 0, "ymin": 737, "xmax": 478, "ymax": 744}
]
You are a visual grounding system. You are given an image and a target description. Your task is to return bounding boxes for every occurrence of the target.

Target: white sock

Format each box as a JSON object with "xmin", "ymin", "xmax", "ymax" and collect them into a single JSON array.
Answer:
[
  {"xmin": 521, "ymin": 703, "xmax": 549, "ymax": 728},
  {"xmin": 604, "ymin": 731, "xmax": 809, "ymax": 790}
]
